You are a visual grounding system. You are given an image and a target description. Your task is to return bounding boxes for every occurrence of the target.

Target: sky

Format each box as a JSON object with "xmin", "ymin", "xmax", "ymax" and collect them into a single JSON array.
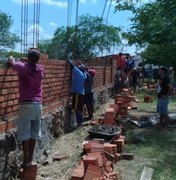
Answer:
[{"xmin": 0, "ymin": 0, "xmax": 137, "ymax": 55}]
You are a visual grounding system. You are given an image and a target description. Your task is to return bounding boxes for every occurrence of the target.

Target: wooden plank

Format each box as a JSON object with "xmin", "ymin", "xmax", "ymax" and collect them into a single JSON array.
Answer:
[{"xmin": 140, "ymin": 166, "xmax": 154, "ymax": 180}]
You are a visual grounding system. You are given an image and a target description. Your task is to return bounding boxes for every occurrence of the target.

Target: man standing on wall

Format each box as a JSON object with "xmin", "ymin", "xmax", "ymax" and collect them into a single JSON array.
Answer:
[
  {"xmin": 67, "ymin": 60, "xmax": 87, "ymax": 127},
  {"xmin": 7, "ymin": 49, "xmax": 44, "ymax": 168},
  {"xmin": 157, "ymin": 67, "xmax": 173, "ymax": 128}
]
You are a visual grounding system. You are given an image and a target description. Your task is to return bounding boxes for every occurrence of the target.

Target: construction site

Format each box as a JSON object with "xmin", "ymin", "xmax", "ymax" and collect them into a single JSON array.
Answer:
[{"xmin": 1, "ymin": 0, "xmax": 176, "ymax": 180}]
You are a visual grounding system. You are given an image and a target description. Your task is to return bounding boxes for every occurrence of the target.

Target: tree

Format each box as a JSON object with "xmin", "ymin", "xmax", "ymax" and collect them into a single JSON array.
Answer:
[
  {"xmin": 0, "ymin": 11, "xmax": 20, "ymax": 54},
  {"xmin": 115, "ymin": 0, "xmax": 176, "ymax": 66},
  {"xmin": 39, "ymin": 14, "xmax": 121, "ymax": 60}
]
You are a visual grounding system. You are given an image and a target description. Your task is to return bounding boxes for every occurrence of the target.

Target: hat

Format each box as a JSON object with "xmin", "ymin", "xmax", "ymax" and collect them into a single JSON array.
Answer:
[{"xmin": 88, "ymin": 69, "xmax": 96, "ymax": 76}]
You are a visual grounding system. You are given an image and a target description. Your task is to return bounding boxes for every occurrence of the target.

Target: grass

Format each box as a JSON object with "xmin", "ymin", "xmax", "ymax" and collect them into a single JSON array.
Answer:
[
  {"xmin": 135, "ymin": 88, "xmax": 176, "ymax": 112},
  {"xmin": 124, "ymin": 129, "xmax": 176, "ymax": 180},
  {"xmin": 118, "ymin": 89, "xmax": 176, "ymax": 180}
]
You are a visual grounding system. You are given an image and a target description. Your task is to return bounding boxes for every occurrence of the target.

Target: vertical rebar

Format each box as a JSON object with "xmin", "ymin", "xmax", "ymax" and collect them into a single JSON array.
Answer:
[{"xmin": 21, "ymin": 0, "xmax": 40, "ymax": 55}]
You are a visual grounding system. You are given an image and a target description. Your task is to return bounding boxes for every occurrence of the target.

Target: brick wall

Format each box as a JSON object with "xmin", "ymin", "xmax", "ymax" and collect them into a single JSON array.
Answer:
[{"xmin": 0, "ymin": 54, "xmax": 116, "ymax": 133}]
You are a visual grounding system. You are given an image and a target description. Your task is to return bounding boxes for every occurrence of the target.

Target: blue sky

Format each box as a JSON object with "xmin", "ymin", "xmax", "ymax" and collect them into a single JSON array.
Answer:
[{"xmin": 0, "ymin": 0, "xmax": 136, "ymax": 54}]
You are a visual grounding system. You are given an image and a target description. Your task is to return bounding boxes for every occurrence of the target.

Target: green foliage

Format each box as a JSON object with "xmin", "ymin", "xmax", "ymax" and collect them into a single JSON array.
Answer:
[
  {"xmin": 115, "ymin": 0, "xmax": 176, "ymax": 67},
  {"xmin": 38, "ymin": 14, "xmax": 121, "ymax": 60},
  {"xmin": 0, "ymin": 11, "xmax": 20, "ymax": 53},
  {"xmin": 6, "ymin": 51, "xmax": 24, "ymax": 58}
]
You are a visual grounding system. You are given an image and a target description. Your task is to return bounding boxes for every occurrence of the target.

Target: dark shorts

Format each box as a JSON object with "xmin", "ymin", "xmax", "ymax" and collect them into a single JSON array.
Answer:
[
  {"xmin": 84, "ymin": 92, "xmax": 94, "ymax": 105},
  {"xmin": 72, "ymin": 93, "xmax": 84, "ymax": 112}
]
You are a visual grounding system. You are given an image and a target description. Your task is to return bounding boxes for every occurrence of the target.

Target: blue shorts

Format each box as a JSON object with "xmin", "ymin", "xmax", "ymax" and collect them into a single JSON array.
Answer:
[
  {"xmin": 17, "ymin": 102, "xmax": 42, "ymax": 141},
  {"xmin": 157, "ymin": 98, "xmax": 169, "ymax": 115}
]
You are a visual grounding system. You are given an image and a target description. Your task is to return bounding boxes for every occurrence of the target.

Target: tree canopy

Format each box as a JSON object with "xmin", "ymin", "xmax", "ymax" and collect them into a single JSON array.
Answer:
[
  {"xmin": 39, "ymin": 14, "xmax": 121, "ymax": 60},
  {"xmin": 115, "ymin": 0, "xmax": 176, "ymax": 67},
  {"xmin": 0, "ymin": 11, "xmax": 20, "ymax": 54}
]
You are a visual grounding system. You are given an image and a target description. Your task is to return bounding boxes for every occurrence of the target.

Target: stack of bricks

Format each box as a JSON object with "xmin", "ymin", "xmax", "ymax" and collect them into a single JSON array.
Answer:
[
  {"xmin": 71, "ymin": 161, "xmax": 85, "ymax": 180},
  {"xmin": 104, "ymin": 108, "xmax": 115, "ymax": 125},
  {"xmin": 90, "ymin": 106, "xmax": 117, "ymax": 126},
  {"xmin": 112, "ymin": 135, "xmax": 125, "ymax": 154},
  {"xmin": 71, "ymin": 134, "xmax": 127, "ymax": 180},
  {"xmin": 144, "ymin": 95, "xmax": 153, "ymax": 103},
  {"xmin": 114, "ymin": 88, "xmax": 134, "ymax": 116},
  {"xmin": 83, "ymin": 164, "xmax": 103, "ymax": 180},
  {"xmin": 84, "ymin": 142, "xmax": 104, "ymax": 154},
  {"xmin": 84, "ymin": 152, "xmax": 104, "ymax": 169},
  {"xmin": 109, "ymin": 104, "xmax": 119, "ymax": 120},
  {"xmin": 104, "ymin": 143, "xmax": 117, "ymax": 158}
]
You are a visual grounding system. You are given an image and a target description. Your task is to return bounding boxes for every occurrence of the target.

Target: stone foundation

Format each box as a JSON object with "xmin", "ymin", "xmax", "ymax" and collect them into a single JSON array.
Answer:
[{"xmin": 0, "ymin": 87, "xmax": 112, "ymax": 180}]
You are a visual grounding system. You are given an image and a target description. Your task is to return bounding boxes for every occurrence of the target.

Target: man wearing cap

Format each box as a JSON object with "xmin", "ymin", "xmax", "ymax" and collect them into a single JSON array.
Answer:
[
  {"xmin": 7, "ymin": 49, "xmax": 44, "ymax": 168},
  {"xmin": 84, "ymin": 68, "xmax": 96, "ymax": 120},
  {"xmin": 67, "ymin": 60, "xmax": 87, "ymax": 127},
  {"xmin": 157, "ymin": 67, "xmax": 173, "ymax": 128}
]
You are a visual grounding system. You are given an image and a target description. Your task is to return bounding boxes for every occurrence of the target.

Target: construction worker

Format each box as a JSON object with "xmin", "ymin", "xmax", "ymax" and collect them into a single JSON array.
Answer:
[
  {"xmin": 7, "ymin": 49, "xmax": 44, "ymax": 168},
  {"xmin": 67, "ymin": 60, "xmax": 87, "ymax": 127},
  {"xmin": 157, "ymin": 67, "xmax": 173, "ymax": 128},
  {"xmin": 84, "ymin": 67, "xmax": 96, "ymax": 120}
]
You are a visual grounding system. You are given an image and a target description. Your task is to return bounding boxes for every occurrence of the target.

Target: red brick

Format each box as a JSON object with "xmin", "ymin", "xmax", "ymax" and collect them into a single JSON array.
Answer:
[
  {"xmin": 83, "ymin": 157, "xmax": 98, "ymax": 172},
  {"xmin": 83, "ymin": 164, "xmax": 102, "ymax": 180},
  {"xmin": 22, "ymin": 165, "xmax": 37, "ymax": 180},
  {"xmin": 0, "ymin": 96, "xmax": 5, "ymax": 102},
  {"xmin": 105, "ymin": 108, "xmax": 115, "ymax": 120}
]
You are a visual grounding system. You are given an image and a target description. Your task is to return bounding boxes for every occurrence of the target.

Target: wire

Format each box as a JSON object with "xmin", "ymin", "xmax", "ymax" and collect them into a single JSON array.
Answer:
[
  {"xmin": 75, "ymin": 0, "xmax": 79, "ymax": 27},
  {"xmin": 105, "ymin": 0, "xmax": 113, "ymax": 24},
  {"xmin": 101, "ymin": 0, "xmax": 108, "ymax": 19},
  {"xmin": 67, "ymin": 0, "xmax": 73, "ymax": 27},
  {"xmin": 105, "ymin": 0, "xmax": 113, "ymax": 56}
]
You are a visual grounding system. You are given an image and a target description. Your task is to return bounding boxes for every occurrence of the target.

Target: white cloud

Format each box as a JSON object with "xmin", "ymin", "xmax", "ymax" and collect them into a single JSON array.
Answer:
[
  {"xmin": 12, "ymin": 0, "xmax": 68, "ymax": 8},
  {"xmin": 49, "ymin": 22, "xmax": 58, "ymax": 27},
  {"xmin": 28, "ymin": 24, "xmax": 44, "ymax": 34},
  {"xmin": 27, "ymin": 24, "xmax": 52, "ymax": 40},
  {"xmin": 42, "ymin": 0, "xmax": 67, "ymax": 8}
]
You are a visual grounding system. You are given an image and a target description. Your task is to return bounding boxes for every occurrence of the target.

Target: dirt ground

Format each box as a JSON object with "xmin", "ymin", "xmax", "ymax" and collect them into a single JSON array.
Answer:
[
  {"xmin": 36, "ymin": 100, "xmax": 113, "ymax": 180},
  {"xmin": 35, "ymin": 98, "xmax": 155, "ymax": 180}
]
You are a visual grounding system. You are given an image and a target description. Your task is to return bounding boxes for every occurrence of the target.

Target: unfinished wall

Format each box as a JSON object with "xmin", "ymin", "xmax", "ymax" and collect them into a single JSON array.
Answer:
[{"xmin": 0, "ymin": 54, "xmax": 116, "ymax": 179}]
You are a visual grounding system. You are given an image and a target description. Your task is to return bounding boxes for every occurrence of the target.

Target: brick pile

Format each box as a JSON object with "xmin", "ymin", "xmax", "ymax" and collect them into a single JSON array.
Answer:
[
  {"xmin": 90, "ymin": 88, "xmax": 136, "ymax": 126},
  {"xmin": 71, "ymin": 88, "xmax": 137, "ymax": 179},
  {"xmin": 71, "ymin": 136, "xmax": 126, "ymax": 180}
]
